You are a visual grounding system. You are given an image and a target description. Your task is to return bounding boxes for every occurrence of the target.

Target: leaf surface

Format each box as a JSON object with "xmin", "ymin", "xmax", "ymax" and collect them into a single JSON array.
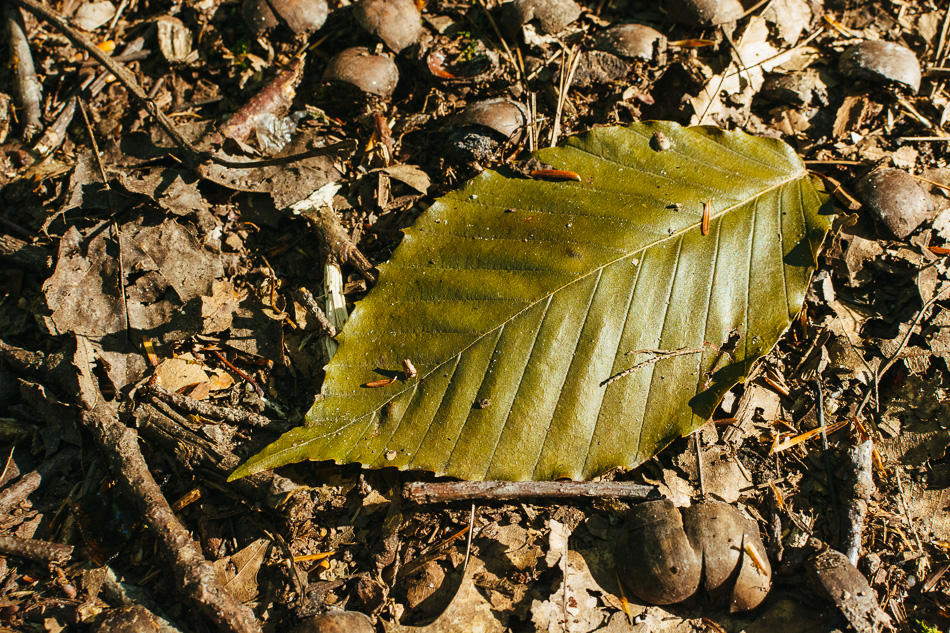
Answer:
[{"xmin": 233, "ymin": 122, "xmax": 834, "ymax": 482}]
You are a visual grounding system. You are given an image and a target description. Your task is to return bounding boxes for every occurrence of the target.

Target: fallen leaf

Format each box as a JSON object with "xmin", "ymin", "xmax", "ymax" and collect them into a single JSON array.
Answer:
[
  {"xmin": 385, "ymin": 558, "xmax": 505, "ymax": 633},
  {"xmin": 213, "ymin": 538, "xmax": 270, "ymax": 604},
  {"xmin": 233, "ymin": 121, "xmax": 834, "ymax": 482}
]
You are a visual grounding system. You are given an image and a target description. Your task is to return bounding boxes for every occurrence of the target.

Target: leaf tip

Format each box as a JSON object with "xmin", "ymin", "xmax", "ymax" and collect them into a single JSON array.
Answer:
[{"xmin": 227, "ymin": 460, "xmax": 257, "ymax": 482}]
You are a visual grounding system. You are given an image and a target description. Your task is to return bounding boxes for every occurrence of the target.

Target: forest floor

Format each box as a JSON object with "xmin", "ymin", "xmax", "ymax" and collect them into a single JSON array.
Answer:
[{"xmin": 0, "ymin": 0, "xmax": 948, "ymax": 631}]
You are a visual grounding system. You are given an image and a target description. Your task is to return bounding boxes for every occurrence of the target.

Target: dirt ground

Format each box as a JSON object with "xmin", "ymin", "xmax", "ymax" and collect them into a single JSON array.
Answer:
[{"xmin": 0, "ymin": 0, "xmax": 948, "ymax": 631}]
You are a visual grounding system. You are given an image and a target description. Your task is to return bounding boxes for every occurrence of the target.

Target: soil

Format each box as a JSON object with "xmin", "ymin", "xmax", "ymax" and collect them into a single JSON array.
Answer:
[{"xmin": 0, "ymin": 1, "xmax": 948, "ymax": 632}]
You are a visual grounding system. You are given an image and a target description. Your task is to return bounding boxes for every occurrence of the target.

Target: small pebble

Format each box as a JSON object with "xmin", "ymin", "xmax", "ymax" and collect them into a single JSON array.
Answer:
[
  {"xmin": 856, "ymin": 168, "xmax": 933, "ymax": 239},
  {"xmin": 840, "ymin": 40, "xmax": 921, "ymax": 93},
  {"xmin": 323, "ymin": 47, "xmax": 399, "ymax": 98}
]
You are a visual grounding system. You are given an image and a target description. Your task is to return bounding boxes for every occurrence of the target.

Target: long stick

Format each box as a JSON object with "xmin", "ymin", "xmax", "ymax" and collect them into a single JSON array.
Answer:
[{"xmin": 404, "ymin": 480, "xmax": 658, "ymax": 504}]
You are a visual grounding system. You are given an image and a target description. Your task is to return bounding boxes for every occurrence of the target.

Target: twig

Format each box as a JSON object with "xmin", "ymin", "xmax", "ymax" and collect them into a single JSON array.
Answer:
[
  {"xmin": 32, "ymin": 96, "xmax": 76, "ymax": 157},
  {"xmin": 812, "ymin": 380, "xmax": 840, "ymax": 546},
  {"xmin": 3, "ymin": 2, "xmax": 43, "ymax": 140},
  {"xmin": 135, "ymin": 402, "xmax": 295, "ymax": 508},
  {"xmin": 843, "ymin": 439, "xmax": 873, "ymax": 566},
  {"xmin": 83, "ymin": 400, "xmax": 262, "ymax": 633},
  {"xmin": 208, "ymin": 349, "xmax": 265, "ymax": 399},
  {"xmin": 403, "ymin": 480, "xmax": 658, "ymax": 504},
  {"xmin": 142, "ymin": 381, "xmax": 275, "ymax": 429},
  {"xmin": 294, "ymin": 287, "xmax": 337, "ymax": 338},
  {"xmin": 602, "ymin": 347, "xmax": 704, "ymax": 387},
  {"xmin": 0, "ymin": 447, "xmax": 79, "ymax": 516},
  {"xmin": 0, "ymin": 535, "xmax": 73, "ymax": 566},
  {"xmin": 0, "ymin": 233, "xmax": 52, "ymax": 270},
  {"xmin": 299, "ymin": 205, "xmax": 378, "ymax": 284}
]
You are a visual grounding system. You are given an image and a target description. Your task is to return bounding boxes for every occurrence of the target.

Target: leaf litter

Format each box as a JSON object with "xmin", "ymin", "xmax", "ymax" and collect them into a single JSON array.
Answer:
[{"xmin": 0, "ymin": 0, "xmax": 948, "ymax": 631}]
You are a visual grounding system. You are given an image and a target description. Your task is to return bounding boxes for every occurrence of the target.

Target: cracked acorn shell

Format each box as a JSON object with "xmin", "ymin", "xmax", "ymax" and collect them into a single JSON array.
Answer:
[{"xmin": 616, "ymin": 499, "xmax": 771, "ymax": 611}]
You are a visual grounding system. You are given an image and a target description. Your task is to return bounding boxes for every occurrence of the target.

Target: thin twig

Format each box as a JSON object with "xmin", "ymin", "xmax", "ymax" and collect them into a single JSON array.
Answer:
[
  {"xmin": 0, "ymin": 448, "xmax": 79, "ymax": 516},
  {"xmin": 473, "ymin": 0, "xmax": 523, "ymax": 85},
  {"xmin": 404, "ymin": 480, "xmax": 658, "ymax": 504},
  {"xmin": 208, "ymin": 349, "xmax": 265, "ymax": 399},
  {"xmin": 812, "ymin": 380, "xmax": 840, "ymax": 547},
  {"xmin": 936, "ymin": 2, "xmax": 950, "ymax": 64},
  {"xmin": 602, "ymin": 348, "xmax": 704, "ymax": 387},
  {"xmin": 463, "ymin": 503, "xmax": 476, "ymax": 572},
  {"xmin": 895, "ymin": 96, "xmax": 948, "ymax": 138},
  {"xmin": 294, "ymin": 287, "xmax": 337, "ymax": 338},
  {"xmin": 843, "ymin": 439, "xmax": 873, "ymax": 566}
]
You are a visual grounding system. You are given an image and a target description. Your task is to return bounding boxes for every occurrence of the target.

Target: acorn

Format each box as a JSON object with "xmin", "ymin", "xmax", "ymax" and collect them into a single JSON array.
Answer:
[
  {"xmin": 840, "ymin": 41, "xmax": 921, "ymax": 93},
  {"xmin": 353, "ymin": 0, "xmax": 422, "ymax": 54},
  {"xmin": 595, "ymin": 24, "xmax": 667, "ymax": 62},
  {"xmin": 323, "ymin": 47, "xmax": 399, "ymax": 99},
  {"xmin": 615, "ymin": 499, "xmax": 702, "ymax": 605},
  {"xmin": 509, "ymin": 0, "xmax": 581, "ymax": 34},
  {"xmin": 242, "ymin": 0, "xmax": 328, "ymax": 35},
  {"xmin": 445, "ymin": 98, "xmax": 528, "ymax": 164},
  {"xmin": 664, "ymin": 0, "xmax": 744, "ymax": 26},
  {"xmin": 682, "ymin": 499, "xmax": 771, "ymax": 611},
  {"xmin": 856, "ymin": 168, "xmax": 933, "ymax": 239}
]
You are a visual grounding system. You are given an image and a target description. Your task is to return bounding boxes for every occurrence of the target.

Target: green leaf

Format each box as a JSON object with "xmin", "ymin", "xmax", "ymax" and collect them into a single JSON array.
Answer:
[{"xmin": 231, "ymin": 121, "xmax": 834, "ymax": 482}]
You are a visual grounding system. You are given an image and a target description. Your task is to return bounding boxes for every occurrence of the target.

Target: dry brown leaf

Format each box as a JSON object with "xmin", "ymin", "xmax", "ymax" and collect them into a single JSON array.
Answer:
[
  {"xmin": 385, "ymin": 558, "xmax": 505, "ymax": 633},
  {"xmin": 213, "ymin": 538, "xmax": 270, "ymax": 604}
]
